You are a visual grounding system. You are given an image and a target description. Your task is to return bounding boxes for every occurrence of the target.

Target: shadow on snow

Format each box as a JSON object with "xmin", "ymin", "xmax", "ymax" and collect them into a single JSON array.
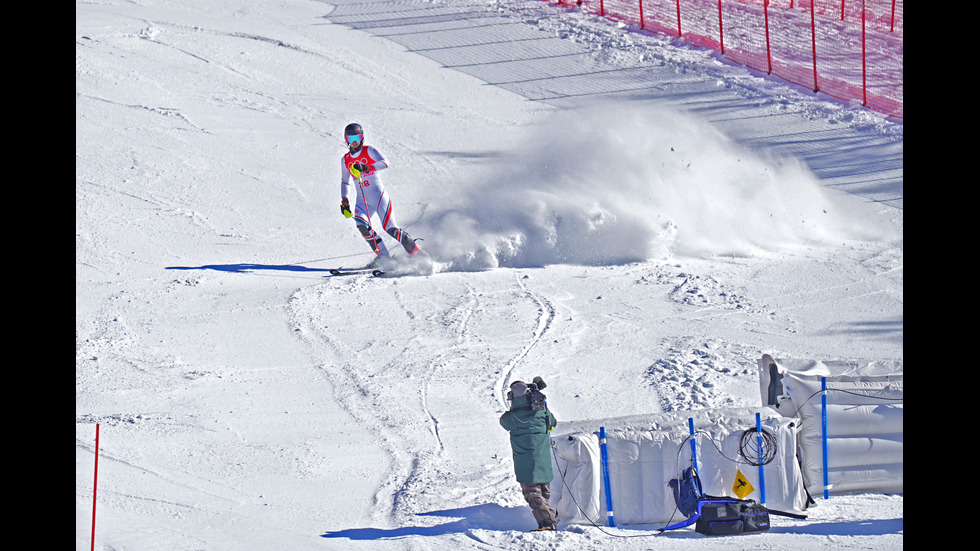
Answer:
[
  {"xmin": 321, "ymin": 503, "xmax": 535, "ymax": 540},
  {"xmin": 166, "ymin": 263, "xmax": 333, "ymax": 274}
]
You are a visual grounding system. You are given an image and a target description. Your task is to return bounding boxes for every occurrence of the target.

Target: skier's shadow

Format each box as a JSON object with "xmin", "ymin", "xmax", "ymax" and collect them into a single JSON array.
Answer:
[
  {"xmin": 320, "ymin": 503, "xmax": 534, "ymax": 540},
  {"xmin": 166, "ymin": 263, "xmax": 332, "ymax": 274}
]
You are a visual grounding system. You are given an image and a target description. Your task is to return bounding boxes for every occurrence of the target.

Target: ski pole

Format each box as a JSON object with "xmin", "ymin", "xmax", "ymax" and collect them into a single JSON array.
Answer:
[
  {"xmin": 341, "ymin": 164, "xmax": 362, "ymax": 219},
  {"xmin": 349, "ymin": 165, "xmax": 381, "ymax": 254}
]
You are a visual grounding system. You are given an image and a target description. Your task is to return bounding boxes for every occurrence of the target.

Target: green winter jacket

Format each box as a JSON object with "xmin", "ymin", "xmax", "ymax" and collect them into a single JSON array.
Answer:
[{"xmin": 499, "ymin": 394, "xmax": 558, "ymax": 484}]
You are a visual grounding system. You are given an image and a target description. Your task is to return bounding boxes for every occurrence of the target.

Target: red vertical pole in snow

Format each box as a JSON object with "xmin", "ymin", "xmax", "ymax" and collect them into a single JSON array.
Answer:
[
  {"xmin": 91, "ymin": 424, "xmax": 100, "ymax": 551},
  {"xmin": 675, "ymin": 0, "xmax": 683, "ymax": 36},
  {"xmin": 861, "ymin": 0, "xmax": 867, "ymax": 105},
  {"xmin": 717, "ymin": 0, "xmax": 725, "ymax": 54},
  {"xmin": 639, "ymin": 0, "xmax": 645, "ymax": 30},
  {"xmin": 764, "ymin": 0, "xmax": 773, "ymax": 73},
  {"xmin": 890, "ymin": 0, "xmax": 896, "ymax": 31},
  {"xmin": 810, "ymin": 0, "xmax": 819, "ymax": 91}
]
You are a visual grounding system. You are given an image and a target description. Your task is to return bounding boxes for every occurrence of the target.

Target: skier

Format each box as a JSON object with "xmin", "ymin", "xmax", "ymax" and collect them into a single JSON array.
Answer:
[
  {"xmin": 340, "ymin": 123, "xmax": 420, "ymax": 265},
  {"xmin": 499, "ymin": 379, "xmax": 559, "ymax": 531}
]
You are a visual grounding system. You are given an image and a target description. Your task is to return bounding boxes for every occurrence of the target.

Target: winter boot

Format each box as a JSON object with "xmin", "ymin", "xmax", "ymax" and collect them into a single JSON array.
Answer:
[{"xmin": 386, "ymin": 227, "xmax": 420, "ymax": 255}]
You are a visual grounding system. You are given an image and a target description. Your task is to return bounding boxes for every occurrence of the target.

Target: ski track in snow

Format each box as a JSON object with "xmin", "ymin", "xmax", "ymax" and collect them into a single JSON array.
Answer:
[
  {"xmin": 287, "ymin": 270, "xmax": 563, "ymax": 525},
  {"xmin": 495, "ymin": 273, "xmax": 557, "ymax": 409}
]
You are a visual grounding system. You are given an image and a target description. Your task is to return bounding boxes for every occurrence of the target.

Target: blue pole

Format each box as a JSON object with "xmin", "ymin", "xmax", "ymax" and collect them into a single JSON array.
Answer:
[
  {"xmin": 688, "ymin": 418, "xmax": 697, "ymax": 474},
  {"xmin": 756, "ymin": 412, "xmax": 766, "ymax": 505},
  {"xmin": 821, "ymin": 377, "xmax": 829, "ymax": 499},
  {"xmin": 599, "ymin": 427, "xmax": 616, "ymax": 527}
]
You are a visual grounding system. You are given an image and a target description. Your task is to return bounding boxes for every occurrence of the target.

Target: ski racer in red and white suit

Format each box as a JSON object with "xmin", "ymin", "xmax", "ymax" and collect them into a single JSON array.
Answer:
[{"xmin": 340, "ymin": 123, "xmax": 420, "ymax": 260}]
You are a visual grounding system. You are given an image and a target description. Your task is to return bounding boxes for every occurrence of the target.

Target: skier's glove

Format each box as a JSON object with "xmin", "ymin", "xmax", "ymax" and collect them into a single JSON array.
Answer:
[
  {"xmin": 352, "ymin": 162, "xmax": 372, "ymax": 172},
  {"xmin": 341, "ymin": 197, "xmax": 352, "ymax": 218}
]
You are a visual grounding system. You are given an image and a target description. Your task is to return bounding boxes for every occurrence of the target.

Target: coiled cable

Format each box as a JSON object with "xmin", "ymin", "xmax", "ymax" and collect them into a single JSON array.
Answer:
[{"xmin": 738, "ymin": 426, "xmax": 777, "ymax": 466}]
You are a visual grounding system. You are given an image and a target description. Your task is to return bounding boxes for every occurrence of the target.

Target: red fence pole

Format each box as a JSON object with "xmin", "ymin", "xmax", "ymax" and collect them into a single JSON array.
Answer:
[
  {"xmin": 764, "ymin": 0, "xmax": 773, "ymax": 73},
  {"xmin": 91, "ymin": 423, "xmax": 100, "ymax": 551},
  {"xmin": 717, "ymin": 0, "xmax": 725, "ymax": 54},
  {"xmin": 639, "ymin": 0, "xmax": 645, "ymax": 29},
  {"xmin": 810, "ymin": 0, "xmax": 819, "ymax": 92},
  {"xmin": 861, "ymin": 0, "xmax": 867, "ymax": 105},
  {"xmin": 676, "ymin": 0, "xmax": 682, "ymax": 36}
]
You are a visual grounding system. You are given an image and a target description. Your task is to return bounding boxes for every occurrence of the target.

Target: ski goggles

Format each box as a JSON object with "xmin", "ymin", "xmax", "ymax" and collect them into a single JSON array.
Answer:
[{"xmin": 346, "ymin": 134, "xmax": 363, "ymax": 144}]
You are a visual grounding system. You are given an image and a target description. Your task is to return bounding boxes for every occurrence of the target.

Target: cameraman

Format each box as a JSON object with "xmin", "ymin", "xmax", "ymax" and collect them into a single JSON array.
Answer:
[{"xmin": 499, "ymin": 379, "xmax": 559, "ymax": 531}]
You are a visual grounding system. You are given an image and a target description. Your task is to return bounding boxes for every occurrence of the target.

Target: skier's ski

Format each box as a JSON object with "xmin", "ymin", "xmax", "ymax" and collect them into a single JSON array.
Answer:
[
  {"xmin": 328, "ymin": 267, "xmax": 369, "ymax": 276},
  {"xmin": 328, "ymin": 267, "xmax": 386, "ymax": 277}
]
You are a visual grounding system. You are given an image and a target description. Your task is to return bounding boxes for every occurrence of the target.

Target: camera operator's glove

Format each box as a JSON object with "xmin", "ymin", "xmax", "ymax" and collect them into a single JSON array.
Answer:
[{"xmin": 340, "ymin": 197, "xmax": 352, "ymax": 218}]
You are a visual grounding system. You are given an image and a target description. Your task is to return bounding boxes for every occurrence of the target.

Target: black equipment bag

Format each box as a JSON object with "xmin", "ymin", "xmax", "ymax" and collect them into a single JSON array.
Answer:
[{"xmin": 694, "ymin": 499, "xmax": 770, "ymax": 536}]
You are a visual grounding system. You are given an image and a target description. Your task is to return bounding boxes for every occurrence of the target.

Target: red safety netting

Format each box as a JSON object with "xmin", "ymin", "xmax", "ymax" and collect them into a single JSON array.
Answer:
[{"xmin": 549, "ymin": 0, "xmax": 903, "ymax": 118}]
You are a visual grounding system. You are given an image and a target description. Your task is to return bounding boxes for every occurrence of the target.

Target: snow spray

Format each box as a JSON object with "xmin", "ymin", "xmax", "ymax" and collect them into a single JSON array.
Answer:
[{"xmin": 418, "ymin": 103, "xmax": 879, "ymax": 270}]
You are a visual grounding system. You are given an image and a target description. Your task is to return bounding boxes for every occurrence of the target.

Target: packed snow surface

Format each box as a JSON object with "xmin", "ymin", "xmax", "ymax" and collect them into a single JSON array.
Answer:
[{"xmin": 76, "ymin": 0, "xmax": 903, "ymax": 549}]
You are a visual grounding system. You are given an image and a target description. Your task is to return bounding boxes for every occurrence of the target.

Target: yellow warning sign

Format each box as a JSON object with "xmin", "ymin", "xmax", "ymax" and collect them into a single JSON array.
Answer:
[{"xmin": 732, "ymin": 469, "xmax": 755, "ymax": 499}]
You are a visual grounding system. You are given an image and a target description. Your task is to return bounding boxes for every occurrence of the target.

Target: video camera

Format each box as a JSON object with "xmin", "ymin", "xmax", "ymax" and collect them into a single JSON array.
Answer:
[{"xmin": 508, "ymin": 376, "xmax": 548, "ymax": 411}]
